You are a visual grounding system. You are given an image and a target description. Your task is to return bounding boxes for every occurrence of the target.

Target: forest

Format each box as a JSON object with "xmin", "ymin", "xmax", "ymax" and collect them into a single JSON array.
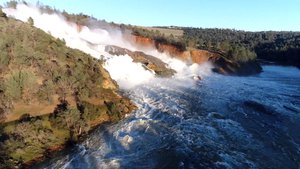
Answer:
[
  {"xmin": 132, "ymin": 26, "xmax": 300, "ymax": 67},
  {"xmin": 182, "ymin": 27, "xmax": 300, "ymax": 67}
]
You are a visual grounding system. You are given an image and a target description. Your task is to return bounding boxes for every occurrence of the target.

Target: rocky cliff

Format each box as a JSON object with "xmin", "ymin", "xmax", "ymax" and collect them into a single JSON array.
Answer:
[
  {"xmin": 105, "ymin": 45, "xmax": 176, "ymax": 77},
  {"xmin": 129, "ymin": 35, "xmax": 262, "ymax": 76}
]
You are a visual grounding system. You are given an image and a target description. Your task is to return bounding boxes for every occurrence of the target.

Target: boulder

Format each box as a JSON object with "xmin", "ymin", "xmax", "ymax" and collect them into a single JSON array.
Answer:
[{"xmin": 105, "ymin": 45, "xmax": 176, "ymax": 77}]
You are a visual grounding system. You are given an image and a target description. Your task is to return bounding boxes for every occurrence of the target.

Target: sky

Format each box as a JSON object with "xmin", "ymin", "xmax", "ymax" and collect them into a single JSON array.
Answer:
[{"xmin": 1, "ymin": 0, "xmax": 300, "ymax": 31}]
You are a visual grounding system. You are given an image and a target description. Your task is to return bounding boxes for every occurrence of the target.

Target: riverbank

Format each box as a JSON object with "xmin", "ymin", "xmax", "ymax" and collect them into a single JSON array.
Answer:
[
  {"xmin": 40, "ymin": 65, "xmax": 300, "ymax": 169},
  {"xmin": 1, "ymin": 95, "xmax": 136, "ymax": 168},
  {"xmin": 0, "ymin": 15, "xmax": 137, "ymax": 169}
]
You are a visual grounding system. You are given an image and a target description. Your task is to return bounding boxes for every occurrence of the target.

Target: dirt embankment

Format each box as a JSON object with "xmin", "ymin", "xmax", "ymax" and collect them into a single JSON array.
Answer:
[
  {"xmin": 129, "ymin": 35, "xmax": 212, "ymax": 64},
  {"xmin": 129, "ymin": 35, "xmax": 262, "ymax": 76}
]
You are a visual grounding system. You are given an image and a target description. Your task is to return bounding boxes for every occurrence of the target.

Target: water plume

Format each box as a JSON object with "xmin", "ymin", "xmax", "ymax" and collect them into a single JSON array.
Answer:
[{"xmin": 3, "ymin": 3, "xmax": 213, "ymax": 89}]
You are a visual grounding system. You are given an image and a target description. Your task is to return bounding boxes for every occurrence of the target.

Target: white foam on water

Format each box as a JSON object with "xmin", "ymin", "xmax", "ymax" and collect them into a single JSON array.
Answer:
[{"xmin": 103, "ymin": 55, "xmax": 155, "ymax": 89}]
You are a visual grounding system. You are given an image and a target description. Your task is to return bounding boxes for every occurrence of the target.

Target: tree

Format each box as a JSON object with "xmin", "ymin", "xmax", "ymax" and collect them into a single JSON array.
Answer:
[
  {"xmin": 0, "ymin": 108, "xmax": 5, "ymax": 123},
  {"xmin": 50, "ymin": 107, "xmax": 88, "ymax": 141},
  {"xmin": 27, "ymin": 17, "xmax": 34, "ymax": 26},
  {"xmin": 5, "ymin": 1, "xmax": 17, "ymax": 9},
  {"xmin": 0, "ymin": 39, "xmax": 10, "ymax": 68},
  {"xmin": 220, "ymin": 41, "xmax": 231, "ymax": 51},
  {"xmin": 0, "ymin": 80, "xmax": 12, "ymax": 119},
  {"xmin": 0, "ymin": 8, "xmax": 7, "ymax": 18},
  {"xmin": 37, "ymin": 80, "xmax": 55, "ymax": 102},
  {"xmin": 5, "ymin": 70, "xmax": 37, "ymax": 100}
]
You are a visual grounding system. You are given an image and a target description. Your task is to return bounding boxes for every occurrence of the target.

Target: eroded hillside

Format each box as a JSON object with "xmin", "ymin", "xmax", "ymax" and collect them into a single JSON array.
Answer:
[{"xmin": 0, "ymin": 13, "xmax": 135, "ymax": 168}]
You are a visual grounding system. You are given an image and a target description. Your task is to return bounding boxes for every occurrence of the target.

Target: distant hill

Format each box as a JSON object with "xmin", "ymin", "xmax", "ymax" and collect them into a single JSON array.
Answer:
[
  {"xmin": 7, "ymin": 0, "xmax": 298, "ymax": 68},
  {"xmin": 129, "ymin": 26, "xmax": 300, "ymax": 68},
  {"xmin": 181, "ymin": 27, "xmax": 300, "ymax": 68}
]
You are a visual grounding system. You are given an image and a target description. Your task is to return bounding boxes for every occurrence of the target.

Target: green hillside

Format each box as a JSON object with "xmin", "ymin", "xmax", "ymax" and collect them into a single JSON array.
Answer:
[{"xmin": 0, "ymin": 10, "xmax": 134, "ymax": 168}]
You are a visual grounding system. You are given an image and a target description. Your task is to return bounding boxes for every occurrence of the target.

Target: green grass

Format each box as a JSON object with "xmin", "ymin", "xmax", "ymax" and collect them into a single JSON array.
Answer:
[
  {"xmin": 0, "ymin": 12, "xmax": 134, "ymax": 168},
  {"xmin": 11, "ymin": 146, "xmax": 44, "ymax": 162},
  {"xmin": 141, "ymin": 26, "xmax": 184, "ymax": 38}
]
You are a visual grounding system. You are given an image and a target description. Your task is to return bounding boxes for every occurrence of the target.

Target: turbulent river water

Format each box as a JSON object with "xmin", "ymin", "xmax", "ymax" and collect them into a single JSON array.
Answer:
[{"xmin": 42, "ymin": 65, "xmax": 300, "ymax": 169}]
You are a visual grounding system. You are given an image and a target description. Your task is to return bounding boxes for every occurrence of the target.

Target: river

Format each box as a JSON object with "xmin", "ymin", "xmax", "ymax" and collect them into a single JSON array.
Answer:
[
  {"xmin": 4, "ymin": 5, "xmax": 300, "ymax": 169},
  {"xmin": 42, "ymin": 65, "xmax": 300, "ymax": 169}
]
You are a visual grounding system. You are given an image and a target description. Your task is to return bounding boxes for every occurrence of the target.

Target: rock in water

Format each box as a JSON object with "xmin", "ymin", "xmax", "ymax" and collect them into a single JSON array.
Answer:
[
  {"xmin": 192, "ymin": 75, "xmax": 202, "ymax": 81},
  {"xmin": 105, "ymin": 45, "xmax": 176, "ymax": 77}
]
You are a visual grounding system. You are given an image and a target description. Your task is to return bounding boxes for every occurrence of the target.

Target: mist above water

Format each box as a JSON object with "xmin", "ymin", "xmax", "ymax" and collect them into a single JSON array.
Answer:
[
  {"xmin": 3, "ymin": 3, "xmax": 213, "ymax": 89},
  {"xmin": 37, "ymin": 65, "xmax": 300, "ymax": 169}
]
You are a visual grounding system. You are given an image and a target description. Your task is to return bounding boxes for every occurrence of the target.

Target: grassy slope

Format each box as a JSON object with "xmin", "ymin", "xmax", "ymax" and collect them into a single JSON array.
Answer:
[
  {"xmin": 0, "ymin": 16, "xmax": 134, "ymax": 168},
  {"xmin": 0, "ymin": 16, "xmax": 116, "ymax": 118},
  {"xmin": 140, "ymin": 26, "xmax": 184, "ymax": 38}
]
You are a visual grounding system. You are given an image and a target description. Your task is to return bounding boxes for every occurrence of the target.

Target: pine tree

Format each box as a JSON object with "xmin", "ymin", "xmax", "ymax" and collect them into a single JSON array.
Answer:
[
  {"xmin": 0, "ymin": 8, "xmax": 7, "ymax": 18},
  {"xmin": 28, "ymin": 17, "xmax": 34, "ymax": 26}
]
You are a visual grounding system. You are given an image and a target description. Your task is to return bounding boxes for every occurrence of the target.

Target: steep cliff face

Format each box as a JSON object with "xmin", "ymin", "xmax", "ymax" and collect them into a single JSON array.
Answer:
[
  {"xmin": 130, "ymin": 35, "xmax": 209, "ymax": 63},
  {"xmin": 133, "ymin": 35, "xmax": 155, "ymax": 48},
  {"xmin": 130, "ymin": 35, "xmax": 262, "ymax": 75},
  {"xmin": 190, "ymin": 50, "xmax": 215, "ymax": 63}
]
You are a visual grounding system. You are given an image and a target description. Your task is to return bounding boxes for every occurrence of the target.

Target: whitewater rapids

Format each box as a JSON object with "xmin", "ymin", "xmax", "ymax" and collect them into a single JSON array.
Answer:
[{"xmin": 35, "ymin": 65, "xmax": 300, "ymax": 169}]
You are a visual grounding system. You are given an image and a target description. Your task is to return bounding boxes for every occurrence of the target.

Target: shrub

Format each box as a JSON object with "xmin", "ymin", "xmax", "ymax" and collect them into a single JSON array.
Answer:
[
  {"xmin": 50, "ymin": 105, "xmax": 88, "ymax": 140},
  {"xmin": 27, "ymin": 17, "xmax": 34, "ymax": 26},
  {"xmin": 18, "ymin": 113, "xmax": 31, "ymax": 122},
  {"xmin": 37, "ymin": 80, "xmax": 55, "ymax": 102},
  {"xmin": 5, "ymin": 1, "xmax": 17, "ymax": 9},
  {"xmin": 80, "ymin": 101, "xmax": 106, "ymax": 121},
  {"xmin": 5, "ymin": 70, "xmax": 37, "ymax": 100},
  {"xmin": 0, "ymin": 8, "xmax": 7, "ymax": 18},
  {"xmin": 0, "ymin": 38, "xmax": 10, "ymax": 68}
]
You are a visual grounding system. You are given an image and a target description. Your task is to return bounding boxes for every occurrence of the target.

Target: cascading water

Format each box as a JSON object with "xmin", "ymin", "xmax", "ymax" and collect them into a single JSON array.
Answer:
[
  {"xmin": 4, "ymin": 4, "xmax": 300, "ymax": 169},
  {"xmin": 39, "ymin": 65, "xmax": 300, "ymax": 169}
]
